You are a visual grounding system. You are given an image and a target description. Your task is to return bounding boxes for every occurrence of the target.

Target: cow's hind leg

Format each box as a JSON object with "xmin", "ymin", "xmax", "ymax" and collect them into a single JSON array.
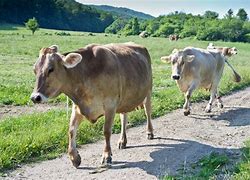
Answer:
[
  {"xmin": 102, "ymin": 108, "xmax": 115, "ymax": 165},
  {"xmin": 205, "ymin": 85, "xmax": 217, "ymax": 113},
  {"xmin": 68, "ymin": 104, "xmax": 84, "ymax": 168},
  {"xmin": 144, "ymin": 93, "xmax": 154, "ymax": 139},
  {"xmin": 117, "ymin": 113, "xmax": 127, "ymax": 149},
  {"xmin": 216, "ymin": 90, "xmax": 223, "ymax": 108}
]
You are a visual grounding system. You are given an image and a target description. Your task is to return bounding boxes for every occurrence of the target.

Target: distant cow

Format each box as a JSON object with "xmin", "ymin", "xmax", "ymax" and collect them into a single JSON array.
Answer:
[
  {"xmin": 207, "ymin": 43, "xmax": 238, "ymax": 57},
  {"xmin": 169, "ymin": 34, "xmax": 179, "ymax": 41},
  {"xmin": 139, "ymin": 31, "xmax": 149, "ymax": 38},
  {"xmin": 161, "ymin": 47, "xmax": 240, "ymax": 115},
  {"xmin": 31, "ymin": 43, "xmax": 153, "ymax": 167}
]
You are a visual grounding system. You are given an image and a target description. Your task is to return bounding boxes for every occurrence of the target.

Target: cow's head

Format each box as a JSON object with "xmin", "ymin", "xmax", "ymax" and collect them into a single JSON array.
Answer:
[
  {"xmin": 31, "ymin": 45, "xmax": 82, "ymax": 103},
  {"xmin": 161, "ymin": 49, "xmax": 195, "ymax": 80},
  {"xmin": 223, "ymin": 47, "xmax": 237, "ymax": 57}
]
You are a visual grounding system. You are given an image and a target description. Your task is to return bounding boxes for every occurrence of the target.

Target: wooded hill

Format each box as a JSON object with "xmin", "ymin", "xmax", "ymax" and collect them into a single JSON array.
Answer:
[
  {"xmin": 0, "ymin": 0, "xmax": 114, "ymax": 32},
  {"xmin": 90, "ymin": 5, "xmax": 154, "ymax": 20}
]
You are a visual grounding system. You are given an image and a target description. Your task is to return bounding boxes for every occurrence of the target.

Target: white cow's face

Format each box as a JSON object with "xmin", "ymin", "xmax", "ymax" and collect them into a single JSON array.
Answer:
[
  {"xmin": 161, "ymin": 49, "xmax": 194, "ymax": 80},
  {"xmin": 170, "ymin": 52, "xmax": 184, "ymax": 80}
]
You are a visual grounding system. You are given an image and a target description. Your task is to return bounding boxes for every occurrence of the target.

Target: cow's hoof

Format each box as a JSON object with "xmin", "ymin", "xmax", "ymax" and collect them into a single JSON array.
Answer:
[
  {"xmin": 118, "ymin": 141, "xmax": 127, "ymax": 149},
  {"xmin": 184, "ymin": 111, "xmax": 190, "ymax": 116},
  {"xmin": 101, "ymin": 156, "xmax": 112, "ymax": 165},
  {"xmin": 147, "ymin": 133, "xmax": 154, "ymax": 140},
  {"xmin": 205, "ymin": 109, "xmax": 211, "ymax": 113},
  {"xmin": 71, "ymin": 153, "xmax": 81, "ymax": 168},
  {"xmin": 218, "ymin": 104, "xmax": 224, "ymax": 108}
]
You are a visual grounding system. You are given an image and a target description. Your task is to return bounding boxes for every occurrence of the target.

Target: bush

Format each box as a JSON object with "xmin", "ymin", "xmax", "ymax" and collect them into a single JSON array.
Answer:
[{"xmin": 55, "ymin": 31, "xmax": 71, "ymax": 36}]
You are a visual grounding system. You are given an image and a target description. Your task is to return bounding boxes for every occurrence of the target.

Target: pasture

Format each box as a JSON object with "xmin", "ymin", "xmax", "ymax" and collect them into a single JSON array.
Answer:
[{"xmin": 0, "ymin": 24, "xmax": 250, "ymax": 178}]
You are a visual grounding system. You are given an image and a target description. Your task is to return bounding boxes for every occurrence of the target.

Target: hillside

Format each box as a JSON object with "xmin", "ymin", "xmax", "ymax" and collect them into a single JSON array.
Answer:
[
  {"xmin": 0, "ymin": 0, "xmax": 114, "ymax": 32},
  {"xmin": 90, "ymin": 5, "xmax": 154, "ymax": 20}
]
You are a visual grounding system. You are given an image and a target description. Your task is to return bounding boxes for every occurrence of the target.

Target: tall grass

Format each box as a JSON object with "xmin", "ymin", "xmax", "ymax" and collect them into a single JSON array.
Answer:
[{"xmin": 0, "ymin": 25, "xmax": 250, "ymax": 172}]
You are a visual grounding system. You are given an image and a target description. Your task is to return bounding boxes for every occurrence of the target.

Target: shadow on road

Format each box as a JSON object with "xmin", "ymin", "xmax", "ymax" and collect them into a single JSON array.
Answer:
[
  {"xmin": 190, "ymin": 107, "xmax": 250, "ymax": 126},
  {"xmin": 78, "ymin": 137, "xmax": 241, "ymax": 178}
]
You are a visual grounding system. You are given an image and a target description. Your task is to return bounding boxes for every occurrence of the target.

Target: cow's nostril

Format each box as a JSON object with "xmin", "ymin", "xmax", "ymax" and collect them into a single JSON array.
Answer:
[
  {"xmin": 35, "ymin": 95, "xmax": 41, "ymax": 102},
  {"xmin": 31, "ymin": 95, "xmax": 42, "ymax": 103},
  {"xmin": 172, "ymin": 75, "xmax": 180, "ymax": 80}
]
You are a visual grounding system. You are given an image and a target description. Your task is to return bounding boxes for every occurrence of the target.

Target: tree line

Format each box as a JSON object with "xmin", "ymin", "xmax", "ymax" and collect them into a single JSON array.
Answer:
[{"xmin": 106, "ymin": 9, "xmax": 250, "ymax": 42}]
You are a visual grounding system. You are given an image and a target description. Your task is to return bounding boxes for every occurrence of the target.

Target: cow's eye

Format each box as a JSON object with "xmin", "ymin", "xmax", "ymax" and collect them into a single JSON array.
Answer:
[{"xmin": 48, "ymin": 67, "xmax": 54, "ymax": 74}]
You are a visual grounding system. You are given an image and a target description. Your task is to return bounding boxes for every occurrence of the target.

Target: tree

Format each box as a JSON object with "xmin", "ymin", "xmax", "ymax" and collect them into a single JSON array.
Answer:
[
  {"xmin": 237, "ymin": 8, "xmax": 248, "ymax": 21},
  {"xmin": 203, "ymin": 11, "xmax": 219, "ymax": 19},
  {"xmin": 225, "ymin": 9, "xmax": 233, "ymax": 19},
  {"xmin": 121, "ymin": 18, "xmax": 140, "ymax": 36},
  {"xmin": 25, "ymin": 17, "xmax": 39, "ymax": 35},
  {"xmin": 131, "ymin": 18, "xmax": 140, "ymax": 35}
]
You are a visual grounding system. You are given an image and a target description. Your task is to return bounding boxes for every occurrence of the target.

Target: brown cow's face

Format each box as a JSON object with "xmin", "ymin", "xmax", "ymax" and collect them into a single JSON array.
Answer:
[
  {"xmin": 228, "ymin": 47, "xmax": 237, "ymax": 56},
  {"xmin": 31, "ymin": 45, "xmax": 82, "ymax": 103},
  {"xmin": 161, "ymin": 50, "xmax": 194, "ymax": 80}
]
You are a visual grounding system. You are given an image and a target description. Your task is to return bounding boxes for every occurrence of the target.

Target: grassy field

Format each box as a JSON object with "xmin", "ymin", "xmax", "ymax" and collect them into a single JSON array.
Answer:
[{"xmin": 0, "ymin": 24, "xmax": 250, "ymax": 177}]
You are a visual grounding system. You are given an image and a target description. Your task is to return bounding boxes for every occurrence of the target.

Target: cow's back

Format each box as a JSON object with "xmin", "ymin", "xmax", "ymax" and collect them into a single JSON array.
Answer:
[{"xmin": 181, "ymin": 47, "xmax": 225, "ymax": 90}]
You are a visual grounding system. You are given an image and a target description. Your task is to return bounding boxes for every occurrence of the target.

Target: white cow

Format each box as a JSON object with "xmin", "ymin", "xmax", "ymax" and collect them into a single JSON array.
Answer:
[
  {"xmin": 161, "ymin": 47, "xmax": 240, "ymax": 115},
  {"xmin": 207, "ymin": 43, "xmax": 238, "ymax": 57}
]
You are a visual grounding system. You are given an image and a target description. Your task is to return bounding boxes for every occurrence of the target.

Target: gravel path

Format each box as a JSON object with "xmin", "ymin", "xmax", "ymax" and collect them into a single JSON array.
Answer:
[{"xmin": 6, "ymin": 87, "xmax": 250, "ymax": 179}]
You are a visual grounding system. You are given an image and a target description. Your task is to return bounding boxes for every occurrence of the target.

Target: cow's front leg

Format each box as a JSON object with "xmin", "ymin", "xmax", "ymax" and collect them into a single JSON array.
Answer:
[
  {"xmin": 102, "ymin": 108, "xmax": 115, "ymax": 165},
  {"xmin": 183, "ymin": 91, "xmax": 191, "ymax": 116},
  {"xmin": 205, "ymin": 86, "xmax": 217, "ymax": 113},
  {"xmin": 68, "ymin": 104, "xmax": 83, "ymax": 168},
  {"xmin": 118, "ymin": 113, "xmax": 127, "ymax": 149},
  {"xmin": 183, "ymin": 82, "xmax": 197, "ymax": 116}
]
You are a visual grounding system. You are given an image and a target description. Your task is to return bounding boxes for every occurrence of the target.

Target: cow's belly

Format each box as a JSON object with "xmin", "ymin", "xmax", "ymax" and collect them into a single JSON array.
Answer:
[
  {"xmin": 78, "ymin": 97, "xmax": 105, "ymax": 123},
  {"xmin": 116, "ymin": 87, "xmax": 149, "ymax": 113}
]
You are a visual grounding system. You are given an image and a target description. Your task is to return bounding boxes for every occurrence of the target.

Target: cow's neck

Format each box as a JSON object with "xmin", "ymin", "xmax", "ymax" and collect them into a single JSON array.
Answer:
[{"xmin": 61, "ymin": 70, "xmax": 92, "ymax": 116}]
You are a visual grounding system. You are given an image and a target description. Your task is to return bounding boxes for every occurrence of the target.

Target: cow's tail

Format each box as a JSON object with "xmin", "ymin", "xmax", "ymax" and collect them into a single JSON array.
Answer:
[{"xmin": 225, "ymin": 59, "xmax": 241, "ymax": 82}]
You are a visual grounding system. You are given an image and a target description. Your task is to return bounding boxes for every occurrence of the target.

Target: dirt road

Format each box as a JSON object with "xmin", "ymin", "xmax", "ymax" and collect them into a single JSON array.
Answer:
[{"xmin": 6, "ymin": 87, "xmax": 250, "ymax": 179}]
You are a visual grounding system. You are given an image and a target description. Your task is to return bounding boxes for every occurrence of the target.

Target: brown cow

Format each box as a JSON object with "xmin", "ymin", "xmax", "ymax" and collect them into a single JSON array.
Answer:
[
  {"xmin": 30, "ymin": 43, "xmax": 153, "ymax": 167},
  {"xmin": 169, "ymin": 34, "xmax": 179, "ymax": 41}
]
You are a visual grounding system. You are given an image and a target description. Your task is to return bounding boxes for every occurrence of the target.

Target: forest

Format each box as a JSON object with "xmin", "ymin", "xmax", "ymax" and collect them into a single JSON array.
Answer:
[
  {"xmin": 107, "ymin": 9, "xmax": 250, "ymax": 42},
  {"xmin": 0, "ymin": 0, "xmax": 114, "ymax": 32}
]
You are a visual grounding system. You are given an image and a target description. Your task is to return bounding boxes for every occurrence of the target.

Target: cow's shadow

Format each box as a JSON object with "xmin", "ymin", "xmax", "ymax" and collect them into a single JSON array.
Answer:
[
  {"xmin": 212, "ymin": 107, "xmax": 250, "ymax": 126},
  {"xmin": 190, "ymin": 107, "xmax": 250, "ymax": 126},
  {"xmin": 78, "ymin": 137, "xmax": 241, "ymax": 178}
]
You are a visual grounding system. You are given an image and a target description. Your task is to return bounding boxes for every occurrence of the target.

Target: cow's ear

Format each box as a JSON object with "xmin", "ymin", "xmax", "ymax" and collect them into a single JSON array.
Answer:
[
  {"xmin": 49, "ymin": 45, "xmax": 59, "ymax": 53},
  {"xmin": 185, "ymin": 55, "xmax": 195, "ymax": 62},
  {"xmin": 161, "ymin": 56, "xmax": 171, "ymax": 63},
  {"xmin": 62, "ymin": 53, "xmax": 82, "ymax": 68}
]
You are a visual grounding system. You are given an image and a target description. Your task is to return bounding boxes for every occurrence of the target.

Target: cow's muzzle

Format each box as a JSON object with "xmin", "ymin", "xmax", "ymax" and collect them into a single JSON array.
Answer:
[
  {"xmin": 30, "ymin": 93, "xmax": 48, "ymax": 103},
  {"xmin": 172, "ymin": 75, "xmax": 180, "ymax": 80}
]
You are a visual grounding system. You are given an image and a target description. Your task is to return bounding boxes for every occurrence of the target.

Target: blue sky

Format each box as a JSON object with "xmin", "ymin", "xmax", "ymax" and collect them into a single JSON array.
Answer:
[{"xmin": 77, "ymin": 0, "xmax": 250, "ymax": 18}]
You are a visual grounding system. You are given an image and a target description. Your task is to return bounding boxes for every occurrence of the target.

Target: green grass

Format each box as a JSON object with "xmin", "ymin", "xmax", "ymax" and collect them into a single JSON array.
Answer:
[
  {"xmin": 0, "ymin": 110, "xmax": 104, "ymax": 171},
  {"xmin": 233, "ymin": 140, "xmax": 250, "ymax": 179},
  {"xmin": 1, "ymin": 24, "xmax": 250, "ymax": 172}
]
